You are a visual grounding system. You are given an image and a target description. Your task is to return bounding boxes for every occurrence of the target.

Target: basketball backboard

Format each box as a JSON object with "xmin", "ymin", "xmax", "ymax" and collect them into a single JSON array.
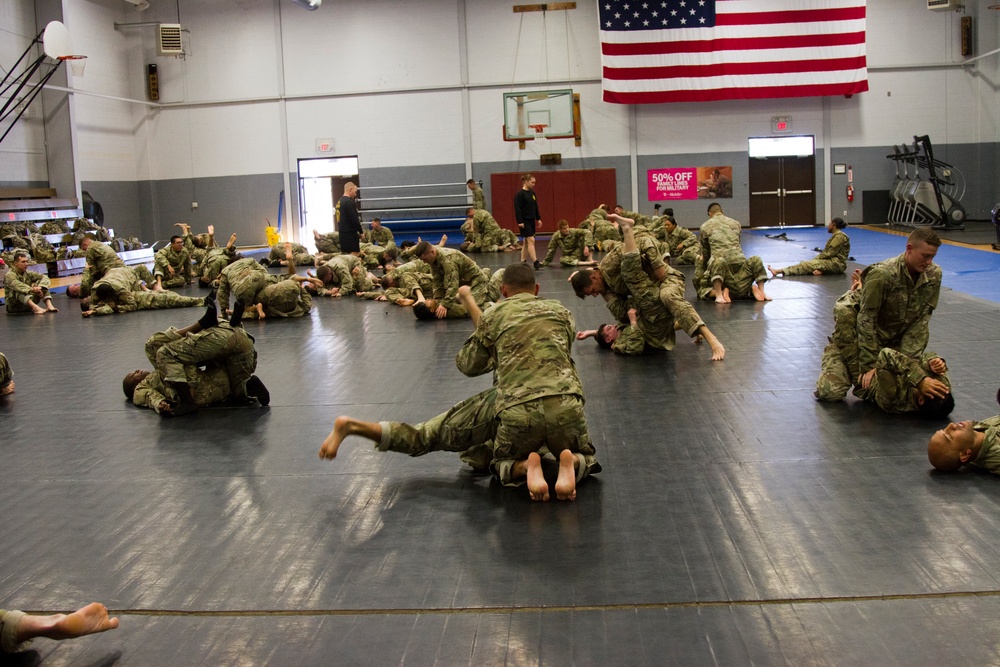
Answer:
[{"xmin": 503, "ymin": 89, "xmax": 575, "ymax": 141}]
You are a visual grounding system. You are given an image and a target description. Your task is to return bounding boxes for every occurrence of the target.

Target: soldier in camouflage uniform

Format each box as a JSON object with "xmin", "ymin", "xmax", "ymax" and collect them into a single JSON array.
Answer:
[
  {"xmin": 313, "ymin": 230, "xmax": 341, "ymax": 254},
  {"xmin": 362, "ymin": 218, "xmax": 394, "ymax": 246},
  {"xmin": 175, "ymin": 223, "xmax": 216, "ymax": 265},
  {"xmin": 855, "ymin": 227, "xmax": 942, "ymax": 388},
  {"xmin": 76, "ymin": 236, "xmax": 154, "ymax": 298},
  {"xmin": 126, "ymin": 365, "xmax": 235, "ymax": 415},
  {"xmin": 312, "ymin": 253, "xmax": 375, "ymax": 296},
  {"xmin": 0, "ymin": 352, "xmax": 13, "ymax": 396},
  {"xmin": 198, "ymin": 234, "xmax": 238, "ymax": 287},
  {"xmin": 359, "ymin": 260, "xmax": 433, "ymax": 305},
  {"xmin": 698, "ymin": 203, "xmax": 770, "ymax": 302},
  {"xmin": 318, "ymin": 385, "xmax": 602, "ymax": 487},
  {"xmin": 266, "ymin": 241, "xmax": 314, "ymax": 267},
  {"xmin": 572, "ymin": 216, "xmax": 726, "ymax": 361},
  {"xmin": 540, "ymin": 219, "xmax": 596, "ymax": 267},
  {"xmin": 413, "ymin": 241, "xmax": 489, "ymax": 319},
  {"xmin": 3, "ymin": 252, "xmax": 57, "ymax": 314},
  {"xmin": 461, "ymin": 208, "xmax": 511, "ymax": 253},
  {"xmin": 82, "ymin": 267, "xmax": 203, "ymax": 317},
  {"xmin": 769, "ymin": 218, "xmax": 851, "ymax": 277},
  {"xmin": 358, "ymin": 242, "xmax": 398, "ymax": 272},
  {"xmin": 928, "ymin": 415, "xmax": 1000, "ymax": 472},
  {"xmin": 661, "ymin": 216, "xmax": 700, "ymax": 265},
  {"xmin": 153, "ymin": 236, "xmax": 194, "ymax": 289},
  {"xmin": 853, "ymin": 347, "xmax": 952, "ymax": 415},
  {"xmin": 467, "ymin": 179, "xmax": 486, "ymax": 210},
  {"xmin": 454, "ymin": 263, "xmax": 598, "ymax": 501}
]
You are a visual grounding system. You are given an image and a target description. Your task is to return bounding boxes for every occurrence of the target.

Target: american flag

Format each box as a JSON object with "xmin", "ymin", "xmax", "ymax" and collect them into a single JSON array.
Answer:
[{"xmin": 599, "ymin": 0, "xmax": 868, "ymax": 104}]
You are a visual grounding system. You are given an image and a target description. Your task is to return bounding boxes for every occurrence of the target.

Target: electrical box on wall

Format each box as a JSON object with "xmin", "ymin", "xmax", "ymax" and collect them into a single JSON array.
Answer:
[
  {"xmin": 146, "ymin": 64, "xmax": 159, "ymax": 101},
  {"xmin": 927, "ymin": 0, "xmax": 963, "ymax": 11}
]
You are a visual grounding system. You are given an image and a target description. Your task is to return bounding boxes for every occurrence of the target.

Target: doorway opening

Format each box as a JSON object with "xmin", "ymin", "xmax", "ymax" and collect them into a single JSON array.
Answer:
[
  {"xmin": 748, "ymin": 136, "xmax": 816, "ymax": 228},
  {"xmin": 297, "ymin": 156, "xmax": 359, "ymax": 251}
]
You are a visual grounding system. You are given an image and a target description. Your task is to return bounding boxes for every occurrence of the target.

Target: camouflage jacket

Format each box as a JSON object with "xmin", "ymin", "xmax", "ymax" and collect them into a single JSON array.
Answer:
[
  {"xmin": 971, "ymin": 416, "xmax": 1000, "ymax": 474},
  {"xmin": 456, "ymin": 292, "xmax": 583, "ymax": 411},
  {"xmin": 699, "ymin": 214, "xmax": 745, "ymax": 264},
  {"xmin": 542, "ymin": 228, "xmax": 592, "ymax": 265},
  {"xmin": 428, "ymin": 247, "xmax": 487, "ymax": 310},
  {"xmin": 852, "ymin": 348, "xmax": 950, "ymax": 414},
  {"xmin": 817, "ymin": 229, "xmax": 851, "ymax": 264},
  {"xmin": 364, "ymin": 226, "xmax": 394, "ymax": 246},
  {"xmin": 857, "ymin": 253, "xmax": 941, "ymax": 373}
]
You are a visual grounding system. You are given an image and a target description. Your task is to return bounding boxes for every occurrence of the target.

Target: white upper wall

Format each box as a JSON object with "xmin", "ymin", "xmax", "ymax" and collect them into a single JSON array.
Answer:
[
  {"xmin": 0, "ymin": 1, "xmax": 47, "ymax": 182},
  {"xmin": 3, "ymin": 0, "xmax": 999, "ymax": 183}
]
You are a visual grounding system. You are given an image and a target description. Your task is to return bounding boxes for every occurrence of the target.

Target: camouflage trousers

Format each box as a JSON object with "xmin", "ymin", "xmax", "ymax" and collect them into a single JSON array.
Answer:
[
  {"xmin": 815, "ymin": 341, "xmax": 858, "ymax": 401},
  {"xmin": 441, "ymin": 278, "xmax": 489, "ymax": 318},
  {"xmin": 152, "ymin": 323, "xmax": 257, "ymax": 400},
  {"xmin": 377, "ymin": 389, "xmax": 600, "ymax": 486},
  {"xmin": 156, "ymin": 273, "xmax": 188, "ymax": 288},
  {"xmin": 670, "ymin": 244, "xmax": 700, "ymax": 265},
  {"xmin": 0, "ymin": 609, "xmax": 30, "ymax": 653},
  {"xmin": 81, "ymin": 264, "xmax": 150, "ymax": 297},
  {"xmin": 702, "ymin": 256, "xmax": 766, "ymax": 300},
  {"xmin": 782, "ymin": 258, "xmax": 847, "ymax": 276},
  {"xmin": 134, "ymin": 291, "xmax": 204, "ymax": 311},
  {"xmin": 622, "ymin": 251, "xmax": 676, "ymax": 351},
  {"xmin": 0, "ymin": 352, "xmax": 12, "ymax": 389},
  {"xmin": 4, "ymin": 288, "xmax": 49, "ymax": 313},
  {"xmin": 492, "ymin": 394, "xmax": 595, "ymax": 484},
  {"xmin": 657, "ymin": 273, "xmax": 704, "ymax": 339}
]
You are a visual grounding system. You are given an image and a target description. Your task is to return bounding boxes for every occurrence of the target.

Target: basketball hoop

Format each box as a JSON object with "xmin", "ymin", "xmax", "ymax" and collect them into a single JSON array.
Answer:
[
  {"xmin": 529, "ymin": 123, "xmax": 548, "ymax": 137},
  {"xmin": 59, "ymin": 55, "xmax": 87, "ymax": 78}
]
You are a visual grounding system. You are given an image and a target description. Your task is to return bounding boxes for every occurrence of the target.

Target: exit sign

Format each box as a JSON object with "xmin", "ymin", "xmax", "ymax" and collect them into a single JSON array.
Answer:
[
  {"xmin": 315, "ymin": 138, "xmax": 335, "ymax": 153},
  {"xmin": 772, "ymin": 116, "xmax": 791, "ymax": 133}
]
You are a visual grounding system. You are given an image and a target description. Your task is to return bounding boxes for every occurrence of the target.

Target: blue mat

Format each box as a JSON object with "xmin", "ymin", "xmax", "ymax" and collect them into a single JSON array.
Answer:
[{"xmin": 745, "ymin": 227, "xmax": 1000, "ymax": 304}]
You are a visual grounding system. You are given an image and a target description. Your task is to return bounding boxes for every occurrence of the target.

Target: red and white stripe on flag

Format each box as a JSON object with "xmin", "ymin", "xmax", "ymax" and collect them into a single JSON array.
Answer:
[{"xmin": 599, "ymin": 0, "xmax": 868, "ymax": 104}]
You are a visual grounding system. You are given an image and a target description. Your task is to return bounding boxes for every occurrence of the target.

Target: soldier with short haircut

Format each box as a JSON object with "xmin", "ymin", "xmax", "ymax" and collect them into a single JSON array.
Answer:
[
  {"xmin": 462, "ymin": 208, "xmax": 509, "ymax": 252},
  {"xmin": 3, "ymin": 252, "xmax": 57, "ymax": 314},
  {"xmin": 928, "ymin": 415, "xmax": 1000, "ymax": 473},
  {"xmin": 363, "ymin": 218, "xmax": 394, "ymax": 246},
  {"xmin": 82, "ymin": 266, "xmax": 203, "ymax": 317},
  {"xmin": 455, "ymin": 262, "xmax": 598, "ymax": 501},
  {"xmin": 698, "ymin": 202, "xmax": 770, "ymax": 303},
  {"xmin": 312, "ymin": 253, "xmax": 375, "ymax": 296},
  {"xmin": 573, "ymin": 215, "xmax": 725, "ymax": 361},
  {"xmin": 414, "ymin": 240, "xmax": 489, "ymax": 319},
  {"xmin": 153, "ymin": 235, "xmax": 194, "ymax": 289},
  {"xmin": 540, "ymin": 219, "xmax": 596, "ymax": 267},
  {"xmin": 769, "ymin": 218, "xmax": 851, "ymax": 277},
  {"xmin": 467, "ymin": 179, "xmax": 485, "ymax": 210},
  {"xmin": 855, "ymin": 227, "xmax": 942, "ymax": 390}
]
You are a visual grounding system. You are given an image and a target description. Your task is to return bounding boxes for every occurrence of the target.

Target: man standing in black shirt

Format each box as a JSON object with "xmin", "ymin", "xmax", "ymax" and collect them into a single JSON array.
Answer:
[
  {"xmin": 513, "ymin": 173, "xmax": 542, "ymax": 269},
  {"xmin": 338, "ymin": 182, "xmax": 363, "ymax": 255}
]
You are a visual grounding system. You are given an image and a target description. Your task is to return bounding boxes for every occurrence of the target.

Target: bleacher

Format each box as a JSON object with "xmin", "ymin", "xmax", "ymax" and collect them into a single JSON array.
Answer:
[{"xmin": 0, "ymin": 188, "xmax": 154, "ymax": 278}]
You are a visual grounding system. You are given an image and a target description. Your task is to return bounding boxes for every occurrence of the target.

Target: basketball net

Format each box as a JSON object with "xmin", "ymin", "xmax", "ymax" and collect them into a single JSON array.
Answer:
[
  {"xmin": 531, "ymin": 124, "xmax": 549, "ymax": 155},
  {"xmin": 59, "ymin": 55, "xmax": 88, "ymax": 78}
]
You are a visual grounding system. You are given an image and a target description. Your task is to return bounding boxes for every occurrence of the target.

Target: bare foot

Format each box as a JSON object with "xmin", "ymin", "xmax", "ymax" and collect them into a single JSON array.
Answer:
[
  {"xmin": 31, "ymin": 306, "xmax": 47, "ymax": 315},
  {"xmin": 714, "ymin": 293, "xmax": 727, "ymax": 304},
  {"xmin": 0, "ymin": 381, "xmax": 13, "ymax": 395},
  {"xmin": 851, "ymin": 268, "xmax": 863, "ymax": 291},
  {"xmin": 319, "ymin": 416, "xmax": 353, "ymax": 459},
  {"xmin": 207, "ymin": 225, "xmax": 215, "ymax": 236},
  {"xmin": 767, "ymin": 264, "xmax": 783, "ymax": 278},
  {"xmin": 438, "ymin": 235, "xmax": 448, "ymax": 247},
  {"xmin": 812, "ymin": 269, "xmax": 823, "ymax": 276},
  {"xmin": 752, "ymin": 283, "xmax": 772, "ymax": 301},
  {"xmin": 152, "ymin": 283, "xmax": 165, "ymax": 292},
  {"xmin": 45, "ymin": 302, "xmax": 58, "ymax": 313},
  {"xmin": 526, "ymin": 452, "xmax": 550, "ymax": 501},
  {"xmin": 722, "ymin": 287, "xmax": 732, "ymax": 303},
  {"xmin": 554, "ymin": 449, "xmax": 577, "ymax": 501},
  {"xmin": 24, "ymin": 602, "xmax": 120, "ymax": 643}
]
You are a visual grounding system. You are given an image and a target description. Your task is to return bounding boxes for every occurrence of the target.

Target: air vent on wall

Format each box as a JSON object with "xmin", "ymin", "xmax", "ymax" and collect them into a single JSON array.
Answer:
[
  {"xmin": 158, "ymin": 24, "xmax": 183, "ymax": 56},
  {"xmin": 928, "ymin": 0, "xmax": 963, "ymax": 11}
]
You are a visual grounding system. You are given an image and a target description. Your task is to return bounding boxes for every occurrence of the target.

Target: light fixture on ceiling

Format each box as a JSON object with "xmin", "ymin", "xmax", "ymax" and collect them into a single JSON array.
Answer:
[
  {"xmin": 123, "ymin": 0, "xmax": 151, "ymax": 10},
  {"xmin": 290, "ymin": 0, "xmax": 321, "ymax": 9}
]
